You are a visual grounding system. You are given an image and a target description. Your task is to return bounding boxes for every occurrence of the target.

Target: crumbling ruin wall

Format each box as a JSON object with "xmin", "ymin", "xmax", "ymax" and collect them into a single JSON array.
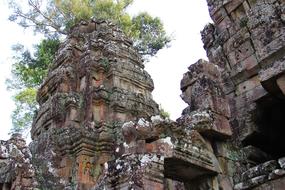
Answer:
[
  {"xmin": 0, "ymin": 134, "xmax": 36, "ymax": 190},
  {"xmin": 28, "ymin": 19, "xmax": 234, "ymax": 189},
  {"xmin": 1, "ymin": 0, "xmax": 285, "ymax": 189},
  {"xmin": 201, "ymin": 0, "xmax": 285, "ymax": 189},
  {"xmin": 94, "ymin": 58, "xmax": 231, "ymax": 189}
]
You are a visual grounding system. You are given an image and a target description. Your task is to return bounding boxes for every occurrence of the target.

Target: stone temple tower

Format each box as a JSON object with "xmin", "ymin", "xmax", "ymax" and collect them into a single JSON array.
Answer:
[
  {"xmin": 30, "ymin": 20, "xmax": 159, "ymax": 189},
  {"xmin": 2, "ymin": 1, "xmax": 285, "ymax": 189}
]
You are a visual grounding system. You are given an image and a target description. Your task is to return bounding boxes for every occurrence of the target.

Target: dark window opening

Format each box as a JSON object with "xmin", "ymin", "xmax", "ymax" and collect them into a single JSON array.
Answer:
[
  {"xmin": 243, "ymin": 95, "xmax": 285, "ymax": 160},
  {"xmin": 164, "ymin": 158, "xmax": 216, "ymax": 183}
]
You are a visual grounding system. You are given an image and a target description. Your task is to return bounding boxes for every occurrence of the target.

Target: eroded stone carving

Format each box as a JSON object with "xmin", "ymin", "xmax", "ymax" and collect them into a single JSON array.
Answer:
[
  {"xmin": 1, "ymin": 0, "xmax": 285, "ymax": 189},
  {"xmin": 203, "ymin": 0, "xmax": 285, "ymax": 189},
  {"xmin": 0, "ymin": 134, "xmax": 36, "ymax": 190},
  {"xmin": 30, "ymin": 20, "xmax": 159, "ymax": 189}
]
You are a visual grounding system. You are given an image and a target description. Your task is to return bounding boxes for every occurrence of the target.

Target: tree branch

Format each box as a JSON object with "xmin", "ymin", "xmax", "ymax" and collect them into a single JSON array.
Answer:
[{"xmin": 27, "ymin": 0, "xmax": 66, "ymax": 34}]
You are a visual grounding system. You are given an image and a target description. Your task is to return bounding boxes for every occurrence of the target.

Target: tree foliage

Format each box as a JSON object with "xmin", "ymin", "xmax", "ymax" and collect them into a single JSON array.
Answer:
[
  {"xmin": 131, "ymin": 12, "xmax": 170, "ymax": 56},
  {"xmin": 11, "ymin": 88, "xmax": 38, "ymax": 134},
  {"xmin": 8, "ymin": 0, "xmax": 170, "ymax": 56},
  {"xmin": 7, "ymin": 39, "xmax": 60, "ymax": 133},
  {"xmin": 7, "ymin": 0, "xmax": 171, "ymax": 133},
  {"xmin": 8, "ymin": 39, "xmax": 60, "ymax": 88}
]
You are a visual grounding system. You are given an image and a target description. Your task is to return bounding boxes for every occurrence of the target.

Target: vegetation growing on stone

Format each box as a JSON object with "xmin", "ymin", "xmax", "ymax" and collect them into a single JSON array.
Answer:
[{"xmin": 159, "ymin": 104, "xmax": 170, "ymax": 119}]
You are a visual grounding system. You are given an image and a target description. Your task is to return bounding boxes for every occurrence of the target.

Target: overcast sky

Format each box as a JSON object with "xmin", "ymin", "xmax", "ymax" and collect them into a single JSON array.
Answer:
[{"xmin": 0, "ymin": 0, "xmax": 212, "ymax": 140}]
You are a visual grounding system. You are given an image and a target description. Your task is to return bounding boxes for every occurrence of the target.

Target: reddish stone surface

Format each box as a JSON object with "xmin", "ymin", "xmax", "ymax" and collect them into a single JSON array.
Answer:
[{"xmin": 1, "ymin": 1, "xmax": 285, "ymax": 189}]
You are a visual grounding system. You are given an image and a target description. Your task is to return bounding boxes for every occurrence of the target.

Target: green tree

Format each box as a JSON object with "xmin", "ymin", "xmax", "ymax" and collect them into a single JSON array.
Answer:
[
  {"xmin": 7, "ymin": 0, "xmax": 170, "ymax": 133},
  {"xmin": 7, "ymin": 39, "xmax": 60, "ymax": 133},
  {"xmin": 11, "ymin": 88, "xmax": 38, "ymax": 134},
  {"xmin": 131, "ymin": 12, "xmax": 170, "ymax": 57},
  {"xmin": 8, "ymin": 0, "xmax": 170, "ymax": 56},
  {"xmin": 8, "ymin": 39, "xmax": 60, "ymax": 88}
]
